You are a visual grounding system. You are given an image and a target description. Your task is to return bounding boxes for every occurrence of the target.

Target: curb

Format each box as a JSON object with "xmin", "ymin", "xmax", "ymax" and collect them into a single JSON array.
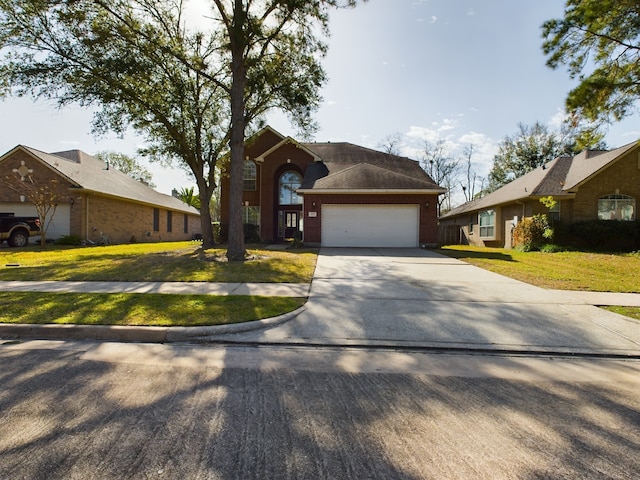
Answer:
[{"xmin": 0, "ymin": 306, "xmax": 305, "ymax": 344}]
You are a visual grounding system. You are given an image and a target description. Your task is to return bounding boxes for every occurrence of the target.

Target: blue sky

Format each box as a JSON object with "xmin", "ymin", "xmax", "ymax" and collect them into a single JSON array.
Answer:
[{"xmin": 1, "ymin": 0, "xmax": 639, "ymax": 204}]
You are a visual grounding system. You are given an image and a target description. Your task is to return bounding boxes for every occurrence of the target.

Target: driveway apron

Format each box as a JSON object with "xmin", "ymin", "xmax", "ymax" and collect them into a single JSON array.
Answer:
[{"xmin": 214, "ymin": 248, "xmax": 640, "ymax": 355}]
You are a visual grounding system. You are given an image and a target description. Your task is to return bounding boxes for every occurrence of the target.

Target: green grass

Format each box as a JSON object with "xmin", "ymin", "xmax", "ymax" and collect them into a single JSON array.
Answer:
[
  {"xmin": 438, "ymin": 245, "xmax": 640, "ymax": 293},
  {"xmin": 602, "ymin": 306, "xmax": 640, "ymax": 321},
  {"xmin": 0, "ymin": 241, "xmax": 318, "ymax": 283},
  {"xmin": 0, "ymin": 292, "xmax": 305, "ymax": 326},
  {"xmin": 0, "ymin": 242, "xmax": 316, "ymax": 327}
]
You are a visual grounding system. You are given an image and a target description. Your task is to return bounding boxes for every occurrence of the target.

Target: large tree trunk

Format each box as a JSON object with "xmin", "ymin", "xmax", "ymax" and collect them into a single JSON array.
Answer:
[
  {"xmin": 197, "ymin": 185, "xmax": 215, "ymax": 249},
  {"xmin": 225, "ymin": 0, "xmax": 247, "ymax": 261}
]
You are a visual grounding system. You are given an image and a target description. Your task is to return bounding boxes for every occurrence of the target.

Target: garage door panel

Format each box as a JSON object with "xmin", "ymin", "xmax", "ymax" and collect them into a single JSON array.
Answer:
[
  {"xmin": 2, "ymin": 203, "xmax": 70, "ymax": 240},
  {"xmin": 322, "ymin": 204, "xmax": 418, "ymax": 247}
]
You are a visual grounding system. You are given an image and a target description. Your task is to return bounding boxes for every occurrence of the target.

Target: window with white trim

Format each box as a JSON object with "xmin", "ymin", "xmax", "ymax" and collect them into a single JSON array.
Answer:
[
  {"xmin": 598, "ymin": 194, "xmax": 635, "ymax": 221},
  {"xmin": 243, "ymin": 206, "xmax": 260, "ymax": 226},
  {"xmin": 243, "ymin": 160, "xmax": 256, "ymax": 191},
  {"xmin": 479, "ymin": 209, "xmax": 495, "ymax": 238}
]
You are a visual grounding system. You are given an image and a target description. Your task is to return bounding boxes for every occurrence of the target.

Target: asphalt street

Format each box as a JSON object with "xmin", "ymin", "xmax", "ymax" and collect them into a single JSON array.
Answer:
[
  {"xmin": 1, "ymin": 340, "xmax": 639, "ymax": 479},
  {"xmin": 2, "ymin": 248, "xmax": 640, "ymax": 478}
]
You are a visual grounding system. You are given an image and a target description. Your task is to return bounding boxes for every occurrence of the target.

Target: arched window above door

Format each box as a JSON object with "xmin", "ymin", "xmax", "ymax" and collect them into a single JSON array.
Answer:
[{"xmin": 279, "ymin": 171, "xmax": 302, "ymax": 205}]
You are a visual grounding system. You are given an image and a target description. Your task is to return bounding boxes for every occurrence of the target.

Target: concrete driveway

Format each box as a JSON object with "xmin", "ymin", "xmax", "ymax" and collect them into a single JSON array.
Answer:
[{"xmin": 214, "ymin": 248, "xmax": 640, "ymax": 356}]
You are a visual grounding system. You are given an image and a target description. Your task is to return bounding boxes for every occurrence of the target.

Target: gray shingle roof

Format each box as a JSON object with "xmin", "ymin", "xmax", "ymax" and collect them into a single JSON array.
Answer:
[
  {"xmin": 307, "ymin": 163, "xmax": 443, "ymax": 191},
  {"xmin": 19, "ymin": 146, "xmax": 199, "ymax": 215},
  {"xmin": 299, "ymin": 142, "xmax": 444, "ymax": 192},
  {"xmin": 440, "ymin": 141, "xmax": 639, "ymax": 219}
]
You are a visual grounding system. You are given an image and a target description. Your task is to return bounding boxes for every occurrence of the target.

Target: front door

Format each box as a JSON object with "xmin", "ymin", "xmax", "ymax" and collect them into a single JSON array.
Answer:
[{"xmin": 283, "ymin": 211, "xmax": 300, "ymax": 238}]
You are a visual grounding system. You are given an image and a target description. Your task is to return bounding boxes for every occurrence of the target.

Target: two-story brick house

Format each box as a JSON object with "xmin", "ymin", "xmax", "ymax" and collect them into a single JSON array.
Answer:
[
  {"xmin": 219, "ymin": 126, "xmax": 445, "ymax": 247},
  {"xmin": 439, "ymin": 141, "xmax": 640, "ymax": 247}
]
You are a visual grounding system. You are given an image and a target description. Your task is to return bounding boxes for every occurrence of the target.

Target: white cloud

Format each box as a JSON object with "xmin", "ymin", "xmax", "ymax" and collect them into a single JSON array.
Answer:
[
  {"xmin": 456, "ymin": 131, "xmax": 498, "ymax": 174},
  {"xmin": 548, "ymin": 109, "xmax": 567, "ymax": 129},
  {"xmin": 466, "ymin": 9, "xmax": 475, "ymax": 16},
  {"xmin": 430, "ymin": 16, "xmax": 437, "ymax": 24}
]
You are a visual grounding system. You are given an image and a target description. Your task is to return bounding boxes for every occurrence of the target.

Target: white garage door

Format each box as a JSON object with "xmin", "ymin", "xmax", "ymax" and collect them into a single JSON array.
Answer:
[
  {"xmin": 321, "ymin": 204, "xmax": 419, "ymax": 247},
  {"xmin": 2, "ymin": 203, "xmax": 71, "ymax": 240}
]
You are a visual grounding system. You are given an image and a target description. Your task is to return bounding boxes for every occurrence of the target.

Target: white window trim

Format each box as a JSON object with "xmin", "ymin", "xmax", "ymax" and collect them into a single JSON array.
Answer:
[{"xmin": 479, "ymin": 209, "xmax": 496, "ymax": 240}]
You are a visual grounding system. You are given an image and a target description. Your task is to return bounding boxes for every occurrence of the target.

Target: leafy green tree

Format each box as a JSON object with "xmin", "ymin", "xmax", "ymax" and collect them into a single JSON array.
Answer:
[
  {"xmin": 488, "ymin": 122, "xmax": 577, "ymax": 192},
  {"xmin": 542, "ymin": 0, "xmax": 640, "ymax": 133},
  {"xmin": 0, "ymin": 0, "xmax": 361, "ymax": 258},
  {"xmin": 3, "ymin": 174, "xmax": 63, "ymax": 246},
  {"xmin": 95, "ymin": 151, "xmax": 155, "ymax": 188},
  {"xmin": 211, "ymin": 0, "xmax": 360, "ymax": 260},
  {"xmin": 0, "ymin": 0, "xmax": 227, "ymax": 249}
]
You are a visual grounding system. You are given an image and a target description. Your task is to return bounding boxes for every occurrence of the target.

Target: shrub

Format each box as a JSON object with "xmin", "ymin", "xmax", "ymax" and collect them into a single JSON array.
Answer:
[
  {"xmin": 555, "ymin": 220, "xmax": 640, "ymax": 251},
  {"xmin": 55, "ymin": 235, "xmax": 82, "ymax": 246},
  {"xmin": 289, "ymin": 230, "xmax": 304, "ymax": 249},
  {"xmin": 513, "ymin": 215, "xmax": 550, "ymax": 251},
  {"xmin": 243, "ymin": 223, "xmax": 261, "ymax": 243},
  {"xmin": 539, "ymin": 243, "xmax": 568, "ymax": 253}
]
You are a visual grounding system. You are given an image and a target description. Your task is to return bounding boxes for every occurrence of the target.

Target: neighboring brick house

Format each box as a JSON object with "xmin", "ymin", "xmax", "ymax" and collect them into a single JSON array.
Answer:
[
  {"xmin": 0, "ymin": 145, "xmax": 200, "ymax": 244},
  {"xmin": 439, "ymin": 141, "xmax": 640, "ymax": 248},
  {"xmin": 219, "ymin": 126, "xmax": 445, "ymax": 247}
]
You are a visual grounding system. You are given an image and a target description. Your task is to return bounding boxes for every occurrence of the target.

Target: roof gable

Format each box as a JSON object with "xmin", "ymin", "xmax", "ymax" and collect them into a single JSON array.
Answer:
[
  {"xmin": 255, "ymin": 136, "xmax": 320, "ymax": 163},
  {"xmin": 3, "ymin": 146, "xmax": 199, "ymax": 215},
  {"xmin": 564, "ymin": 141, "xmax": 639, "ymax": 191}
]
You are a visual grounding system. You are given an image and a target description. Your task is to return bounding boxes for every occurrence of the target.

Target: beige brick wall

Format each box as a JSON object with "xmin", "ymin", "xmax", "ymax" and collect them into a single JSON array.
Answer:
[
  {"xmin": 1, "ymin": 150, "xmax": 74, "ymax": 203},
  {"xmin": 84, "ymin": 194, "xmax": 200, "ymax": 244},
  {"xmin": 572, "ymin": 150, "xmax": 640, "ymax": 221},
  {"xmin": 2, "ymin": 149, "xmax": 201, "ymax": 244}
]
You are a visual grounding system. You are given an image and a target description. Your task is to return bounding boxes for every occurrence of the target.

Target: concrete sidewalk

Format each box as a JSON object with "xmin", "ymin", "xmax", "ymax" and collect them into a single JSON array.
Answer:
[
  {"xmin": 0, "ymin": 280, "xmax": 309, "ymax": 297},
  {"xmin": 1, "ymin": 250, "xmax": 640, "ymax": 350},
  {"xmin": 0, "ymin": 280, "xmax": 637, "ymax": 306}
]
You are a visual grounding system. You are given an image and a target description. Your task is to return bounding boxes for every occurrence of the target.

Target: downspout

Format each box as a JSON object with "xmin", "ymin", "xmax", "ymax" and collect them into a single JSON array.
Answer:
[
  {"xmin": 85, "ymin": 196, "xmax": 90, "ymax": 241},
  {"xmin": 258, "ymin": 161, "xmax": 262, "ymax": 238}
]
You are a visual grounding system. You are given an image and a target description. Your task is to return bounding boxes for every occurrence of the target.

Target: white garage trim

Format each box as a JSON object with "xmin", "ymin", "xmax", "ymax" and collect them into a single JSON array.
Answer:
[
  {"xmin": 321, "ymin": 204, "xmax": 419, "ymax": 247},
  {"xmin": 2, "ymin": 203, "xmax": 71, "ymax": 241}
]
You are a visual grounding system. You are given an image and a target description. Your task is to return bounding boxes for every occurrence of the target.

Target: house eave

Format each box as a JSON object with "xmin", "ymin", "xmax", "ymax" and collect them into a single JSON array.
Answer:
[
  {"xmin": 297, "ymin": 188, "xmax": 446, "ymax": 195},
  {"xmin": 74, "ymin": 188, "xmax": 200, "ymax": 215},
  {"xmin": 254, "ymin": 136, "xmax": 321, "ymax": 163}
]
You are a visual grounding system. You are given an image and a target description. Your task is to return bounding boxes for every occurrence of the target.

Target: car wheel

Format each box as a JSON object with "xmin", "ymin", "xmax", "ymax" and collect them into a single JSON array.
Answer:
[{"xmin": 8, "ymin": 229, "xmax": 28, "ymax": 247}]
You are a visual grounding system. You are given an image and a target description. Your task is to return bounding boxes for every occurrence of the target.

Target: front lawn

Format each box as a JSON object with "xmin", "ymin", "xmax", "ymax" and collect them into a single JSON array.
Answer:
[
  {"xmin": 0, "ymin": 242, "xmax": 316, "ymax": 327},
  {"xmin": 439, "ymin": 245, "xmax": 640, "ymax": 321},
  {"xmin": 438, "ymin": 245, "xmax": 640, "ymax": 293},
  {"xmin": 0, "ymin": 241, "xmax": 318, "ymax": 283},
  {"xmin": 0, "ymin": 292, "xmax": 305, "ymax": 326}
]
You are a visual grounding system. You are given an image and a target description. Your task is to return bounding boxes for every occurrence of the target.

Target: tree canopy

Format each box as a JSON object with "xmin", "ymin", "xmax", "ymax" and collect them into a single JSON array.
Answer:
[
  {"xmin": 542, "ymin": 0, "xmax": 640, "ymax": 131},
  {"xmin": 487, "ymin": 122, "xmax": 583, "ymax": 192},
  {"xmin": 0, "ymin": 0, "xmax": 360, "ymax": 256}
]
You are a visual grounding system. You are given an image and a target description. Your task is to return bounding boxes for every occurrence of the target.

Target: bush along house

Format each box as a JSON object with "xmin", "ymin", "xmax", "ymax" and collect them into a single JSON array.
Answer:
[
  {"xmin": 219, "ymin": 126, "xmax": 446, "ymax": 248},
  {"xmin": 439, "ymin": 141, "xmax": 640, "ymax": 250},
  {"xmin": 0, "ymin": 145, "xmax": 201, "ymax": 245}
]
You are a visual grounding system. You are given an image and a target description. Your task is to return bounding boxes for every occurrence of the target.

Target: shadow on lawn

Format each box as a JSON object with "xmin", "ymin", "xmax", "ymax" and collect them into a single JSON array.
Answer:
[
  {"xmin": 0, "ymin": 244, "xmax": 316, "ymax": 283},
  {"xmin": 436, "ymin": 247, "xmax": 516, "ymax": 262}
]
